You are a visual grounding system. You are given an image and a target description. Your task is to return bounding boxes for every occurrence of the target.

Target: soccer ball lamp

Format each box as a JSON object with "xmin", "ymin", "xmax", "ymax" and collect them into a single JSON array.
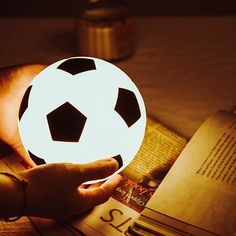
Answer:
[{"xmin": 18, "ymin": 57, "xmax": 146, "ymax": 182}]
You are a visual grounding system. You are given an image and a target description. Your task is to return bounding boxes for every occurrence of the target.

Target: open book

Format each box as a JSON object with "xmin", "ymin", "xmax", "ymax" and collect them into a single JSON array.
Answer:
[{"xmin": 132, "ymin": 110, "xmax": 236, "ymax": 236}]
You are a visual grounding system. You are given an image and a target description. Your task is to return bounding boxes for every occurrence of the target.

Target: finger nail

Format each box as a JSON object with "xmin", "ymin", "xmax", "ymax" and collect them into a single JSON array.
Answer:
[{"xmin": 103, "ymin": 158, "xmax": 119, "ymax": 170}]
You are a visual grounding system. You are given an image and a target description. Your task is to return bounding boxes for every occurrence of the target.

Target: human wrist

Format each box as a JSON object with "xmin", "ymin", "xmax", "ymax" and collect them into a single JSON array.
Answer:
[{"xmin": 0, "ymin": 172, "xmax": 28, "ymax": 221}]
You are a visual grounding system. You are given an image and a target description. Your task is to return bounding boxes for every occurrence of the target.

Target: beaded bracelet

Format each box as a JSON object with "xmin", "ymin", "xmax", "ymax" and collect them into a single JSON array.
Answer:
[{"xmin": 0, "ymin": 172, "xmax": 28, "ymax": 222}]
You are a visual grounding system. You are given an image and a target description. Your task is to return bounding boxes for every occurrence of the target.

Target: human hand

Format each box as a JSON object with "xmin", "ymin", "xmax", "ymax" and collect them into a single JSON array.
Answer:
[
  {"xmin": 18, "ymin": 158, "xmax": 122, "ymax": 219},
  {"xmin": 0, "ymin": 64, "xmax": 46, "ymax": 166},
  {"xmin": 0, "ymin": 64, "xmax": 122, "ymax": 221}
]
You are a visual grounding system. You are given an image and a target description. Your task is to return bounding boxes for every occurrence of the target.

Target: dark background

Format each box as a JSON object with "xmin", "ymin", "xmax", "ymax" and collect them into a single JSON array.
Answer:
[{"xmin": 0, "ymin": 0, "xmax": 236, "ymax": 17}]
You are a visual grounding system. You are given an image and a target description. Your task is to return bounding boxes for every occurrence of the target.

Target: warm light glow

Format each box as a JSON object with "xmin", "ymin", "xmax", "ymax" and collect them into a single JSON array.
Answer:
[{"xmin": 19, "ymin": 57, "xmax": 146, "ymax": 183}]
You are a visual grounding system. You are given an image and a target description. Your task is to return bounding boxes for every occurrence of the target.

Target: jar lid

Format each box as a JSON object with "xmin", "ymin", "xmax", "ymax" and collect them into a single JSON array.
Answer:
[{"xmin": 79, "ymin": 1, "xmax": 130, "ymax": 22}]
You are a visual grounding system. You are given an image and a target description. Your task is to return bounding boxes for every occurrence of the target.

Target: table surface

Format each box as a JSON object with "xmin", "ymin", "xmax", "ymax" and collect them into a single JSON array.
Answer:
[{"xmin": 0, "ymin": 16, "xmax": 236, "ymax": 235}]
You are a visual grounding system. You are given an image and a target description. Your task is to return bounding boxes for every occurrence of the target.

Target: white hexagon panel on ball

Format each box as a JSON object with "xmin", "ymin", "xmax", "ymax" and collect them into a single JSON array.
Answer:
[{"xmin": 18, "ymin": 57, "xmax": 146, "ymax": 183}]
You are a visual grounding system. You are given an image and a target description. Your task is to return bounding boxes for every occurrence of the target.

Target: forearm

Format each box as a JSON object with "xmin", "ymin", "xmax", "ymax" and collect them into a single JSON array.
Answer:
[{"xmin": 0, "ymin": 173, "xmax": 24, "ymax": 219}]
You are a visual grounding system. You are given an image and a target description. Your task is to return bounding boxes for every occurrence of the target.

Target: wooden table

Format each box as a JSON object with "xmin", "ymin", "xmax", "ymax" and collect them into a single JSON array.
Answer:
[{"xmin": 0, "ymin": 16, "xmax": 236, "ymax": 235}]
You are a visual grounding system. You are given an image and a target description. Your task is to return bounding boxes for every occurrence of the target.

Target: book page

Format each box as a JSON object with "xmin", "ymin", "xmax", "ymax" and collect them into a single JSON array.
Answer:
[
  {"xmin": 138, "ymin": 111, "xmax": 236, "ymax": 236},
  {"xmin": 123, "ymin": 118, "xmax": 187, "ymax": 181},
  {"xmin": 70, "ymin": 117, "xmax": 187, "ymax": 235}
]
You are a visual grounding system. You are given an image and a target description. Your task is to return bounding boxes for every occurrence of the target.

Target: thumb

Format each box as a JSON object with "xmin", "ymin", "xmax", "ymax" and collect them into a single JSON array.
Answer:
[
  {"xmin": 77, "ymin": 174, "xmax": 123, "ymax": 211},
  {"xmin": 14, "ymin": 143, "xmax": 36, "ymax": 168},
  {"xmin": 6, "ymin": 133, "xmax": 36, "ymax": 167},
  {"xmin": 69, "ymin": 158, "xmax": 119, "ymax": 185}
]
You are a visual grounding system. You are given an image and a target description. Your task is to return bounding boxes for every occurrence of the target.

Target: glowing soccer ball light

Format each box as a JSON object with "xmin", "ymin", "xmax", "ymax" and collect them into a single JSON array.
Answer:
[{"xmin": 19, "ymin": 57, "xmax": 146, "ymax": 182}]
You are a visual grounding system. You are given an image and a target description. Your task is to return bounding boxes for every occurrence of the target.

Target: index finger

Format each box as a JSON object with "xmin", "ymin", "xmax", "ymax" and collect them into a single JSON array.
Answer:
[{"xmin": 66, "ymin": 158, "xmax": 119, "ymax": 185}]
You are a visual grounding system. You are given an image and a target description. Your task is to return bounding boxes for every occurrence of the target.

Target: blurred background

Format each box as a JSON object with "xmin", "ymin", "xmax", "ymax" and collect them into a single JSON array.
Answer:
[
  {"xmin": 0, "ymin": 0, "xmax": 236, "ymax": 17},
  {"xmin": 0, "ymin": 0, "xmax": 236, "ymax": 145}
]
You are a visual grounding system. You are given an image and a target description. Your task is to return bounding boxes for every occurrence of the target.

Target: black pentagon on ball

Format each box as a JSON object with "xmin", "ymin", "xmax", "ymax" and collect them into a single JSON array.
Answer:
[
  {"xmin": 114, "ymin": 88, "xmax": 141, "ymax": 127},
  {"xmin": 19, "ymin": 85, "xmax": 32, "ymax": 120},
  {"xmin": 112, "ymin": 154, "xmax": 123, "ymax": 170},
  {"xmin": 28, "ymin": 151, "xmax": 46, "ymax": 165},
  {"xmin": 47, "ymin": 102, "xmax": 87, "ymax": 142},
  {"xmin": 57, "ymin": 58, "xmax": 96, "ymax": 75}
]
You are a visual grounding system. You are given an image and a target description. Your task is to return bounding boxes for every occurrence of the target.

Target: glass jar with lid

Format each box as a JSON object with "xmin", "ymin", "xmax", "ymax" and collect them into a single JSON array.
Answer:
[{"xmin": 77, "ymin": 0, "xmax": 135, "ymax": 61}]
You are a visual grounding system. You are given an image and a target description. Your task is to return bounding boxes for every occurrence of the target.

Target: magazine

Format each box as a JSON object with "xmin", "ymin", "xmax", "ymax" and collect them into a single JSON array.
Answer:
[{"xmin": 132, "ymin": 110, "xmax": 236, "ymax": 236}]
